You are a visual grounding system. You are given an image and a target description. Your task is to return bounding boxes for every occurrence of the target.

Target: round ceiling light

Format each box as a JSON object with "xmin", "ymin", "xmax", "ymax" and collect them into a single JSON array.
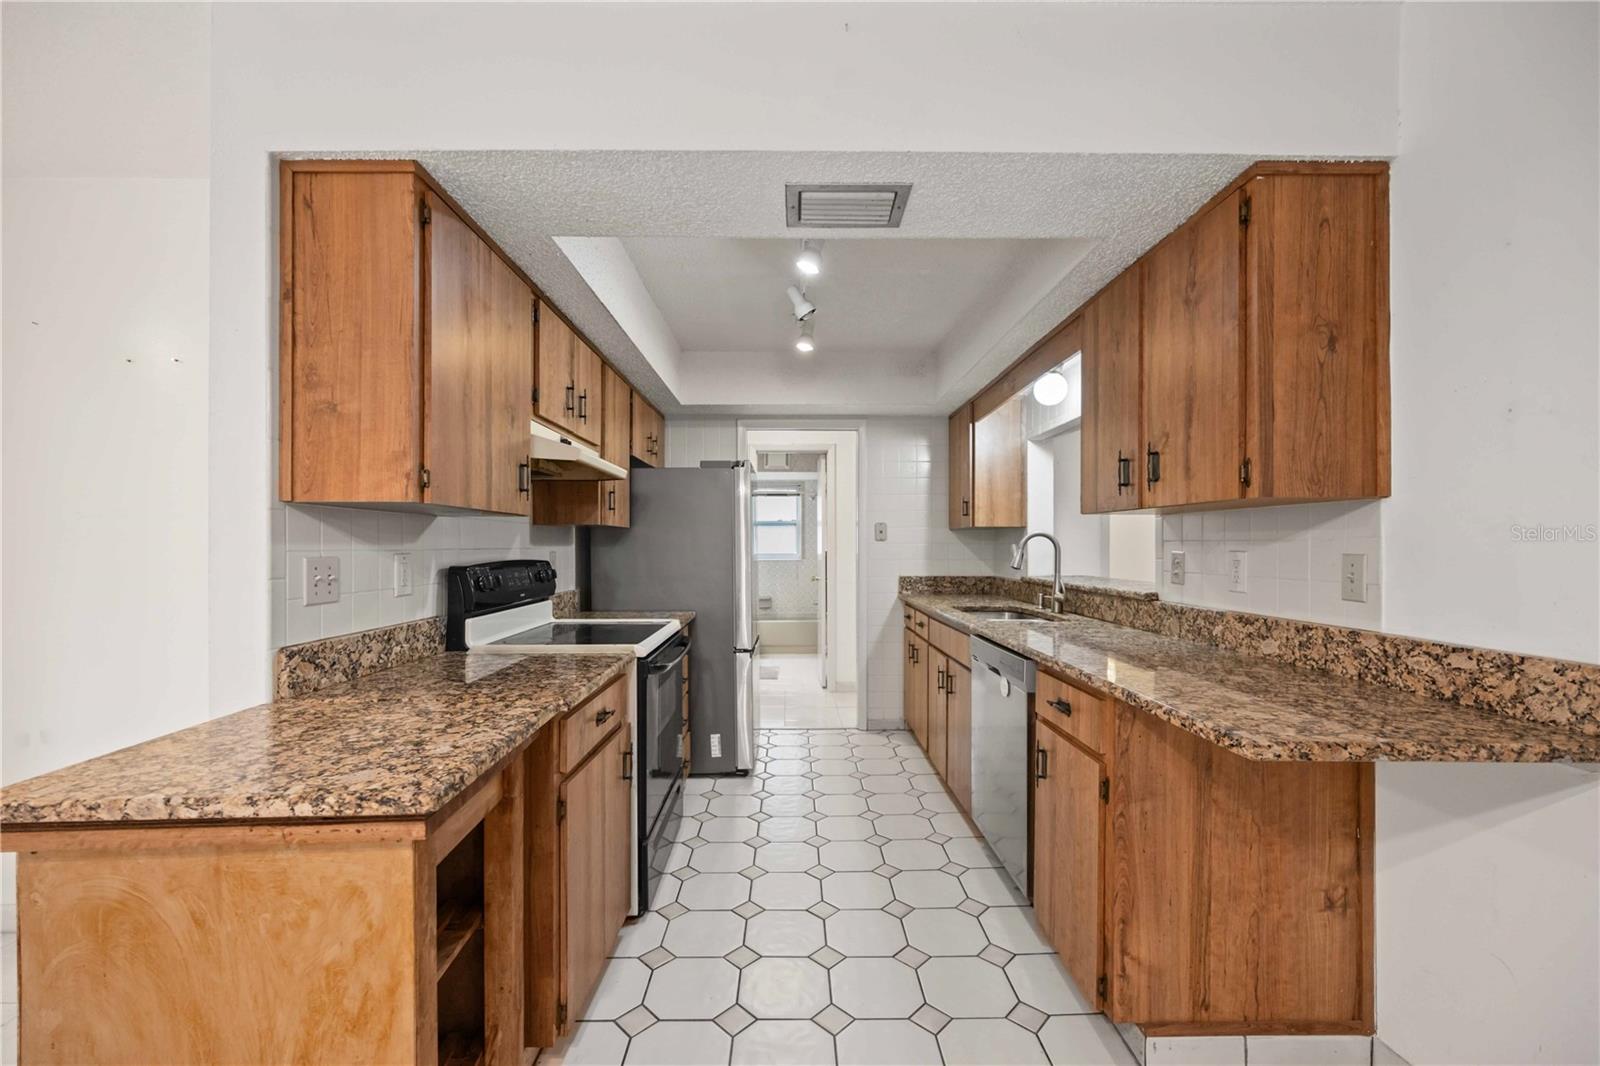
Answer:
[
  {"xmin": 796, "ymin": 240, "xmax": 822, "ymax": 277},
  {"xmin": 795, "ymin": 319, "xmax": 816, "ymax": 354},
  {"xmin": 1032, "ymin": 369, "xmax": 1069, "ymax": 406}
]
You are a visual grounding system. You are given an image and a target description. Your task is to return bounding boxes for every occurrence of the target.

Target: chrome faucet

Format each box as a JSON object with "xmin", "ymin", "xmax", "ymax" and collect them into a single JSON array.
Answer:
[{"xmin": 1010, "ymin": 531, "xmax": 1065, "ymax": 613}]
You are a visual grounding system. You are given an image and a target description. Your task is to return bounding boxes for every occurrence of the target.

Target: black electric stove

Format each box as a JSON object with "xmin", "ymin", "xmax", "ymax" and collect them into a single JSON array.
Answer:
[{"xmin": 490, "ymin": 622, "xmax": 671, "ymax": 647}]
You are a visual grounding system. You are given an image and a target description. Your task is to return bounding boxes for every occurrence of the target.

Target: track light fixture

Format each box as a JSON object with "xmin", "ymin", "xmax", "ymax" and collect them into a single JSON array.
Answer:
[
  {"xmin": 795, "ymin": 240, "xmax": 822, "ymax": 277},
  {"xmin": 795, "ymin": 319, "xmax": 816, "ymax": 354},
  {"xmin": 786, "ymin": 285, "xmax": 817, "ymax": 321}
]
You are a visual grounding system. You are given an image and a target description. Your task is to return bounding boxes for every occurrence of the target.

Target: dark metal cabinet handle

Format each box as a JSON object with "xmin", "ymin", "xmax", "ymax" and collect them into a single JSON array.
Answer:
[
  {"xmin": 607, "ymin": 488, "xmax": 616, "ymax": 512},
  {"xmin": 915, "ymin": 619, "xmax": 925, "ymax": 629},
  {"xmin": 578, "ymin": 391, "xmax": 589, "ymax": 421},
  {"xmin": 518, "ymin": 461, "xmax": 530, "ymax": 496},
  {"xmin": 564, "ymin": 384, "xmax": 576, "ymax": 414},
  {"xmin": 936, "ymin": 666, "xmax": 947, "ymax": 692},
  {"xmin": 961, "ymin": 498, "xmax": 970, "ymax": 517},
  {"xmin": 1048, "ymin": 697, "xmax": 1073, "ymax": 718},
  {"xmin": 622, "ymin": 747, "xmax": 633, "ymax": 781},
  {"xmin": 907, "ymin": 644, "xmax": 916, "ymax": 663},
  {"xmin": 1146, "ymin": 445, "xmax": 1161, "ymax": 486},
  {"xmin": 595, "ymin": 707, "xmax": 616, "ymax": 725},
  {"xmin": 1116, "ymin": 452, "xmax": 1132, "ymax": 493},
  {"xmin": 1036, "ymin": 746, "xmax": 1049, "ymax": 780}
]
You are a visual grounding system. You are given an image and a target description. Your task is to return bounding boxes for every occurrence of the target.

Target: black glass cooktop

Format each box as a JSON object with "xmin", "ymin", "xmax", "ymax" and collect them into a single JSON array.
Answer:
[{"xmin": 490, "ymin": 622, "xmax": 667, "ymax": 647}]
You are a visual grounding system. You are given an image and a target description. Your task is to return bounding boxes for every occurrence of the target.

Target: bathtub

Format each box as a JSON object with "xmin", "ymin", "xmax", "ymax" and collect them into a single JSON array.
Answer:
[{"xmin": 756, "ymin": 618, "xmax": 818, "ymax": 650}]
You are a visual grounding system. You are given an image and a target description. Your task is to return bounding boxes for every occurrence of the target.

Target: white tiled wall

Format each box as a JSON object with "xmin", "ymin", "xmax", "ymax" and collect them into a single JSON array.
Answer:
[
  {"xmin": 1157, "ymin": 500, "xmax": 1383, "ymax": 629},
  {"xmin": 270, "ymin": 503, "xmax": 577, "ymax": 647},
  {"xmin": 664, "ymin": 417, "xmax": 740, "ymax": 468}
]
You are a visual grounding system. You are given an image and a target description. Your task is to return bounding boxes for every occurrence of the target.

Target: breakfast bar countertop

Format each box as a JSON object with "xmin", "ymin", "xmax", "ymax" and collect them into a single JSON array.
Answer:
[
  {"xmin": 903, "ymin": 592, "xmax": 1600, "ymax": 764},
  {"xmin": 0, "ymin": 650, "xmax": 632, "ymax": 827}
]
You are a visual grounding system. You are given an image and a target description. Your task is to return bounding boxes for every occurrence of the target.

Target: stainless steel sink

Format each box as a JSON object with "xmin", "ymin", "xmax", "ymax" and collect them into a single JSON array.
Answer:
[{"xmin": 955, "ymin": 607, "xmax": 1041, "ymax": 621}]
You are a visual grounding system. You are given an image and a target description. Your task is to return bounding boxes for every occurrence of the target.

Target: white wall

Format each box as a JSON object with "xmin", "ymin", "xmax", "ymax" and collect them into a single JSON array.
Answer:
[
  {"xmin": 1374, "ymin": 7, "xmax": 1600, "ymax": 1065},
  {"xmin": 1, "ymin": 2, "xmax": 212, "ymax": 929}
]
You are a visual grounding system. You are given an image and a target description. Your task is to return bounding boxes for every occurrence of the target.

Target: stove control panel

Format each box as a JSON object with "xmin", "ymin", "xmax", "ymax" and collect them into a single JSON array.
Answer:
[{"xmin": 445, "ymin": 560, "xmax": 558, "ymax": 650}]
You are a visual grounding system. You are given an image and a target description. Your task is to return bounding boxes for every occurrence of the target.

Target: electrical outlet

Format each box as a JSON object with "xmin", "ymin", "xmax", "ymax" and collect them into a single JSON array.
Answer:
[
  {"xmin": 1228, "ymin": 550, "xmax": 1248, "ymax": 593},
  {"xmin": 393, "ymin": 552, "xmax": 414, "ymax": 597},
  {"xmin": 709, "ymin": 733, "xmax": 723, "ymax": 759},
  {"xmin": 1341, "ymin": 553, "xmax": 1367, "ymax": 602},
  {"xmin": 874, "ymin": 522, "xmax": 887, "ymax": 542},
  {"xmin": 303, "ymin": 555, "xmax": 340, "ymax": 605},
  {"xmin": 1168, "ymin": 550, "xmax": 1186, "ymax": 586}
]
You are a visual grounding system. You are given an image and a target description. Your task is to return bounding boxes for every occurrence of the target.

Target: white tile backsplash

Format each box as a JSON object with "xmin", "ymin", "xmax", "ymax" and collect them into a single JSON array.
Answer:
[
  {"xmin": 271, "ymin": 503, "xmax": 576, "ymax": 647},
  {"xmin": 1158, "ymin": 500, "xmax": 1383, "ymax": 629}
]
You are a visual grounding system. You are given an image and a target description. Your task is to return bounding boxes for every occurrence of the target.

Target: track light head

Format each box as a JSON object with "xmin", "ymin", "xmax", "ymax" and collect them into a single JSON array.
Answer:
[
  {"xmin": 786, "ymin": 285, "xmax": 817, "ymax": 322},
  {"xmin": 796, "ymin": 240, "xmax": 823, "ymax": 277},
  {"xmin": 795, "ymin": 318, "xmax": 816, "ymax": 354}
]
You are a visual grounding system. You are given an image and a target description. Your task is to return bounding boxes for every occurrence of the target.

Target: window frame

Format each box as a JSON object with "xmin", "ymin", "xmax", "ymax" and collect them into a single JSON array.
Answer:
[{"xmin": 752, "ymin": 491, "xmax": 803, "ymax": 561}]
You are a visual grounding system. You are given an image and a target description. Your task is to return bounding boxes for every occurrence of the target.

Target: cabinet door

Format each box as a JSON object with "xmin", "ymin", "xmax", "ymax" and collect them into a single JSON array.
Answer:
[
  {"xmin": 944, "ymin": 662, "xmax": 972, "ymax": 811},
  {"xmin": 559, "ymin": 739, "xmax": 611, "ymax": 1033},
  {"xmin": 600, "ymin": 364, "xmax": 632, "ymax": 469},
  {"xmin": 1033, "ymin": 722, "xmax": 1105, "ymax": 1011},
  {"xmin": 631, "ymin": 395, "xmax": 664, "ymax": 467},
  {"xmin": 972, "ymin": 395, "xmax": 1026, "ymax": 527},
  {"xmin": 601, "ymin": 727, "xmax": 632, "ymax": 945},
  {"xmin": 536, "ymin": 304, "xmax": 579, "ymax": 435},
  {"xmin": 948, "ymin": 405, "xmax": 973, "ymax": 528},
  {"xmin": 1080, "ymin": 268, "xmax": 1144, "ymax": 514},
  {"xmin": 571, "ymin": 339, "xmax": 603, "ymax": 446},
  {"xmin": 926, "ymin": 653, "xmax": 949, "ymax": 776},
  {"xmin": 1143, "ymin": 189, "xmax": 1246, "ymax": 508},
  {"xmin": 904, "ymin": 631, "xmax": 927, "ymax": 749},
  {"xmin": 486, "ymin": 256, "xmax": 535, "ymax": 516},
  {"xmin": 530, "ymin": 480, "xmax": 629, "ymax": 528},
  {"xmin": 423, "ymin": 191, "xmax": 496, "ymax": 512}
]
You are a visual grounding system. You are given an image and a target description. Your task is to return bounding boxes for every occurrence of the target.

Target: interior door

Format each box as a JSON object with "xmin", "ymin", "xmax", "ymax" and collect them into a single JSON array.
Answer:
[
  {"xmin": 815, "ymin": 453, "xmax": 829, "ymax": 690},
  {"xmin": 1033, "ymin": 722, "xmax": 1105, "ymax": 1010},
  {"xmin": 1143, "ymin": 189, "xmax": 1246, "ymax": 508},
  {"xmin": 1081, "ymin": 267, "xmax": 1144, "ymax": 514}
]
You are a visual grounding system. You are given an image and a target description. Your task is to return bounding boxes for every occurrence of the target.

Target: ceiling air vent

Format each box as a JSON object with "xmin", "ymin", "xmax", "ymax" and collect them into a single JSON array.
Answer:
[{"xmin": 786, "ymin": 183, "xmax": 912, "ymax": 228}]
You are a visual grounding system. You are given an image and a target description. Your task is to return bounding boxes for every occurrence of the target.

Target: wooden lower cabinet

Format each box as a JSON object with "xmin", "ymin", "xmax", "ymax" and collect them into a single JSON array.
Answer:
[
  {"xmin": 904, "ymin": 629, "xmax": 928, "ymax": 750},
  {"xmin": 926, "ymin": 650, "xmax": 948, "ymax": 774},
  {"xmin": 1028, "ymin": 677, "xmax": 1374, "ymax": 1035},
  {"xmin": 909, "ymin": 634, "xmax": 972, "ymax": 814},
  {"xmin": 943, "ymin": 660, "xmax": 971, "ymax": 812}
]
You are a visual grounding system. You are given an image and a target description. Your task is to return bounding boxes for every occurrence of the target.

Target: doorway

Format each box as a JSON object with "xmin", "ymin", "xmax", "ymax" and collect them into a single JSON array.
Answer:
[{"xmin": 740, "ymin": 426, "xmax": 861, "ymax": 730}]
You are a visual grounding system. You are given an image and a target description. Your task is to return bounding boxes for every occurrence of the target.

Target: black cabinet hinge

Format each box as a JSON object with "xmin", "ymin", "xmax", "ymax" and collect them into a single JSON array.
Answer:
[
  {"xmin": 419, "ymin": 466, "xmax": 431, "ymax": 490},
  {"xmin": 557, "ymin": 1001, "xmax": 567, "ymax": 1026},
  {"xmin": 1240, "ymin": 457, "xmax": 1252, "ymax": 487},
  {"xmin": 532, "ymin": 301, "xmax": 540, "ymax": 324},
  {"xmin": 1097, "ymin": 975, "xmax": 1108, "ymax": 999},
  {"xmin": 1100, "ymin": 779, "xmax": 1110, "ymax": 803},
  {"xmin": 556, "ymin": 798, "xmax": 567, "ymax": 824},
  {"xmin": 1239, "ymin": 197, "xmax": 1251, "ymax": 227},
  {"xmin": 419, "ymin": 201, "xmax": 432, "ymax": 225},
  {"xmin": 532, "ymin": 386, "xmax": 539, "ymax": 406}
]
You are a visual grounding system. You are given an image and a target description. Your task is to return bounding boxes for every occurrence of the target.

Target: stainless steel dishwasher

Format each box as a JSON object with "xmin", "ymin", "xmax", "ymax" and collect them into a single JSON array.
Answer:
[{"xmin": 969, "ymin": 636, "xmax": 1036, "ymax": 891}]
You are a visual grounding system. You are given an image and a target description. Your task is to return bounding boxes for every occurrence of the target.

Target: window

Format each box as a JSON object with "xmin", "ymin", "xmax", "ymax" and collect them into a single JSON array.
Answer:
[{"xmin": 753, "ymin": 493, "xmax": 802, "ymax": 560}]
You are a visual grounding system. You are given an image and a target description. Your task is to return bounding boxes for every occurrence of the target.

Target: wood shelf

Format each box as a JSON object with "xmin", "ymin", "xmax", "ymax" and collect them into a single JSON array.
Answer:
[
  {"xmin": 439, "ymin": 1032, "xmax": 485, "ymax": 1066},
  {"xmin": 436, "ymin": 903, "xmax": 484, "ymax": 977}
]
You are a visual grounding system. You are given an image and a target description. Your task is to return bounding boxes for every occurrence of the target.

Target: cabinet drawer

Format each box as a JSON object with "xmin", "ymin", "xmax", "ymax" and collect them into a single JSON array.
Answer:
[
  {"xmin": 907, "ymin": 609, "xmax": 930, "ymax": 637},
  {"xmin": 929, "ymin": 620, "xmax": 970, "ymax": 665},
  {"xmin": 1036, "ymin": 671, "xmax": 1109, "ymax": 757},
  {"xmin": 560, "ymin": 674, "xmax": 629, "ymax": 772}
]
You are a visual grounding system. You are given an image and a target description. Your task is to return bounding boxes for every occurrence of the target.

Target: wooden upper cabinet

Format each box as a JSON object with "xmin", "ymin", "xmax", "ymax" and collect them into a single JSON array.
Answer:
[
  {"xmin": 279, "ymin": 161, "xmax": 531, "ymax": 515},
  {"xmin": 948, "ymin": 405, "xmax": 974, "ymax": 528},
  {"xmin": 570, "ymin": 339, "xmax": 603, "ymax": 447},
  {"xmin": 972, "ymin": 395, "xmax": 1027, "ymax": 527},
  {"xmin": 600, "ymin": 364, "xmax": 632, "ymax": 469},
  {"xmin": 1080, "ymin": 268, "xmax": 1144, "ymax": 513},
  {"xmin": 535, "ymin": 306, "xmax": 580, "ymax": 437},
  {"xmin": 630, "ymin": 394, "xmax": 664, "ymax": 467},
  {"xmin": 1142, "ymin": 188, "xmax": 1247, "ymax": 509},
  {"xmin": 1244, "ymin": 170, "xmax": 1389, "ymax": 501}
]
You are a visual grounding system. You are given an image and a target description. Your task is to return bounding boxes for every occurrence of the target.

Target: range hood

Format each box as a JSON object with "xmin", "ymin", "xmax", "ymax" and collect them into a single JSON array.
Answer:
[{"xmin": 529, "ymin": 420, "xmax": 628, "ymax": 481}]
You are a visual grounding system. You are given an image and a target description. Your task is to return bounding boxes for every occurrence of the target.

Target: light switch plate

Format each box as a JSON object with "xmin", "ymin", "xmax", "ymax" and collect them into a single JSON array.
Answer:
[
  {"xmin": 874, "ymin": 522, "xmax": 887, "ymax": 542},
  {"xmin": 1168, "ymin": 550, "xmax": 1186, "ymax": 586},
  {"xmin": 303, "ymin": 555, "xmax": 340, "ymax": 605},
  {"xmin": 1228, "ymin": 550, "xmax": 1248, "ymax": 593},
  {"xmin": 1341, "ymin": 553, "xmax": 1367, "ymax": 602},
  {"xmin": 393, "ymin": 552, "xmax": 414, "ymax": 597}
]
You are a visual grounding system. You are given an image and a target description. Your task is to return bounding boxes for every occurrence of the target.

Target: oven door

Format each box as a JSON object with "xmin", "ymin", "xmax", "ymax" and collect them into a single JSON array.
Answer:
[{"xmin": 642, "ymin": 635, "xmax": 690, "ymax": 843}]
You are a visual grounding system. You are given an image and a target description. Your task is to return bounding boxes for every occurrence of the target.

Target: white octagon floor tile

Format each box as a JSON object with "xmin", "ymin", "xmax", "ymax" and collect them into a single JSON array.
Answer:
[
  {"xmin": 709, "ymin": 795, "xmax": 762, "ymax": 817},
  {"xmin": 813, "ymin": 775, "xmax": 862, "ymax": 795},
  {"xmin": 679, "ymin": 873, "xmax": 753, "ymax": 910},
  {"xmin": 811, "ymin": 759, "xmax": 857, "ymax": 776},
  {"xmin": 818, "ymin": 841, "xmax": 883, "ymax": 873},
  {"xmin": 644, "ymin": 958, "xmax": 740, "ymax": 1019},
  {"xmin": 664, "ymin": 911, "xmax": 746, "ymax": 957},
  {"xmin": 624, "ymin": 1021, "xmax": 732, "ymax": 1066},
  {"xmin": 880, "ymin": 840, "xmax": 948, "ymax": 871},
  {"xmin": 943, "ymin": 837, "xmax": 1002, "ymax": 868},
  {"xmin": 820, "ymin": 872, "xmax": 894, "ymax": 910},
  {"xmin": 580, "ymin": 958, "xmax": 650, "ymax": 1020},
  {"xmin": 612, "ymin": 912, "xmax": 668, "ymax": 957},
  {"xmin": 981, "ymin": 907, "xmax": 1054, "ymax": 954},
  {"xmin": 759, "ymin": 817, "xmax": 817, "ymax": 842},
  {"xmin": 864, "ymin": 794, "xmax": 920, "ymax": 816},
  {"xmin": 960, "ymin": 867, "xmax": 1028, "ymax": 906},
  {"xmin": 755, "ymin": 842, "xmax": 819, "ymax": 872},
  {"xmin": 700, "ymin": 817, "xmax": 760, "ymax": 843},
  {"xmin": 856, "ymin": 758, "xmax": 904, "ymax": 775},
  {"xmin": 745, "ymin": 911, "xmax": 825, "ymax": 956},
  {"xmin": 731, "ymin": 1019, "xmax": 838, "ymax": 1066},
  {"xmin": 829, "ymin": 957, "xmax": 924, "ymax": 1019},
  {"xmin": 692, "ymin": 842, "xmax": 757, "ymax": 873},
  {"xmin": 825, "ymin": 910, "xmax": 908, "ymax": 957},
  {"xmin": 1038, "ymin": 1015, "xmax": 1139, "ymax": 1065},
  {"xmin": 919, "ymin": 956, "xmax": 1018, "ymax": 1018},
  {"xmin": 817, "ymin": 816, "xmax": 875, "ymax": 841},
  {"xmin": 835, "ymin": 1020, "xmax": 942, "ymax": 1066},
  {"xmin": 739, "ymin": 957, "xmax": 831, "ymax": 1019},
  {"xmin": 917, "ymin": 792, "xmax": 958, "ymax": 814},
  {"xmin": 870, "ymin": 814, "xmax": 934, "ymax": 840},
  {"xmin": 815, "ymin": 794, "xmax": 868, "ymax": 817},
  {"xmin": 939, "ymin": 1019, "xmax": 1050, "ymax": 1066},
  {"xmin": 553, "ymin": 1021, "xmax": 628, "ymax": 1066},
  {"xmin": 902, "ymin": 908, "xmax": 987, "ymax": 957},
  {"xmin": 760, "ymin": 795, "xmax": 816, "ymax": 817},
  {"xmin": 765, "ymin": 759, "xmax": 811, "ymax": 776},
  {"xmin": 1006, "ymin": 954, "xmax": 1095, "ymax": 1014},
  {"xmin": 750, "ymin": 871, "xmax": 823, "ymax": 910},
  {"xmin": 861, "ymin": 776, "xmax": 911, "ymax": 794},
  {"xmin": 763, "ymin": 776, "xmax": 812, "ymax": 795},
  {"xmin": 767, "ymin": 746, "xmax": 810, "ymax": 760},
  {"xmin": 931, "ymin": 813, "xmax": 977, "ymax": 837},
  {"xmin": 891, "ymin": 870, "xmax": 965, "ymax": 908}
]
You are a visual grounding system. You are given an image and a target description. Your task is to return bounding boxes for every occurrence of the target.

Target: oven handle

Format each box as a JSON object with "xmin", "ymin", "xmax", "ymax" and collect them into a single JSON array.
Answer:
[{"xmin": 649, "ymin": 640, "xmax": 692, "ymax": 673}]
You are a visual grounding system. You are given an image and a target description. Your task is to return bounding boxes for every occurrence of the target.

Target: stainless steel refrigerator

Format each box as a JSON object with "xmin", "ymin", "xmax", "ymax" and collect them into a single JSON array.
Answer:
[{"xmin": 590, "ymin": 462, "xmax": 759, "ymax": 774}]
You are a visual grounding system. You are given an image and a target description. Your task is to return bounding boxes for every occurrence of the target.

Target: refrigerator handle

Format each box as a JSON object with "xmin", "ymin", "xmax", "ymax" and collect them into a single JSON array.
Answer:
[{"xmin": 735, "ymin": 636, "xmax": 762, "ymax": 655}]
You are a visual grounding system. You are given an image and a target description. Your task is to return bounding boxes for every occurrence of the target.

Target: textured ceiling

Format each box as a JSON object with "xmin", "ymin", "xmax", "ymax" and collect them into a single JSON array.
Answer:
[
  {"xmin": 619, "ymin": 237, "xmax": 1087, "ymax": 357},
  {"xmin": 287, "ymin": 150, "xmax": 1257, "ymax": 413}
]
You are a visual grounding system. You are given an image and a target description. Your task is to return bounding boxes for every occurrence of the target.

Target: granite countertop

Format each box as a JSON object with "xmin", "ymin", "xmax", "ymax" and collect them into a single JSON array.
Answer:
[
  {"xmin": 1, "ymin": 651, "xmax": 631, "ymax": 827},
  {"xmin": 903, "ymin": 592, "xmax": 1600, "ymax": 764}
]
